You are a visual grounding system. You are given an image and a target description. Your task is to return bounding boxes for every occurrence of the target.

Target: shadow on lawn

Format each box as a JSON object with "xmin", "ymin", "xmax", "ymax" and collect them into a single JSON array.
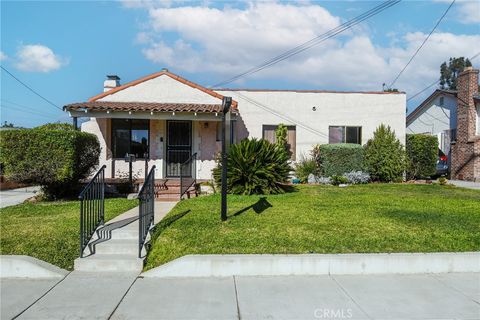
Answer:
[
  {"xmin": 149, "ymin": 210, "xmax": 191, "ymax": 241},
  {"xmin": 229, "ymin": 197, "xmax": 273, "ymax": 218},
  {"xmin": 378, "ymin": 208, "xmax": 476, "ymax": 232}
]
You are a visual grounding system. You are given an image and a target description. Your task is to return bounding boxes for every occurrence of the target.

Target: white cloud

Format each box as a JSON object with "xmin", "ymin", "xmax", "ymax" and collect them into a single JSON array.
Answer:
[
  {"xmin": 456, "ymin": 0, "xmax": 480, "ymax": 24},
  {"xmin": 15, "ymin": 44, "xmax": 67, "ymax": 72},
  {"xmin": 0, "ymin": 51, "xmax": 7, "ymax": 61},
  {"xmin": 131, "ymin": 2, "xmax": 479, "ymax": 103}
]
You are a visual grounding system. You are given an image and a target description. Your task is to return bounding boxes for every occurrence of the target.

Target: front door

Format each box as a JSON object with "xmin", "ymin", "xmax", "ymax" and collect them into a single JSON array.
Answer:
[{"xmin": 166, "ymin": 120, "xmax": 192, "ymax": 177}]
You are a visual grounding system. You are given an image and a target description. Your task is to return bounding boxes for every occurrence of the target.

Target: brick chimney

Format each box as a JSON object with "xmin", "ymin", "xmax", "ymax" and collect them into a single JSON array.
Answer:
[
  {"xmin": 451, "ymin": 66, "xmax": 480, "ymax": 181},
  {"xmin": 104, "ymin": 75, "xmax": 121, "ymax": 92}
]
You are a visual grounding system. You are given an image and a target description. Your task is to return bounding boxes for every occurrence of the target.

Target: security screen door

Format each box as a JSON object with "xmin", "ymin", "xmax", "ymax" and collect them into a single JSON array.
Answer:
[{"xmin": 166, "ymin": 120, "xmax": 192, "ymax": 177}]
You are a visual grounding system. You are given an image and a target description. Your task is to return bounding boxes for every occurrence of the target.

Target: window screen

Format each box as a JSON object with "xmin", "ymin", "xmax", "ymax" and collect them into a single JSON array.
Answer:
[{"xmin": 329, "ymin": 126, "xmax": 362, "ymax": 144}]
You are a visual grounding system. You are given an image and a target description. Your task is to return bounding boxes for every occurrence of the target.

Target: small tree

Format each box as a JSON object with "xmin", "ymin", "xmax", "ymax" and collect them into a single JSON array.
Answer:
[
  {"xmin": 275, "ymin": 124, "xmax": 289, "ymax": 156},
  {"xmin": 364, "ymin": 124, "xmax": 405, "ymax": 182}
]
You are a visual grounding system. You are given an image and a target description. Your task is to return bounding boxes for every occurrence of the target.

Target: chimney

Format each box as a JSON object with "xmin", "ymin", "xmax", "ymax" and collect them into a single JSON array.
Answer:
[
  {"xmin": 104, "ymin": 75, "xmax": 121, "ymax": 92},
  {"xmin": 456, "ymin": 66, "xmax": 479, "ymax": 141}
]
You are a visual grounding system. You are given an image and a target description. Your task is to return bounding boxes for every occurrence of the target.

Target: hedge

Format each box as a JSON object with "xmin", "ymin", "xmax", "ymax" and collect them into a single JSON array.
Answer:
[
  {"xmin": 406, "ymin": 134, "xmax": 438, "ymax": 179},
  {"xmin": 0, "ymin": 125, "xmax": 100, "ymax": 199},
  {"xmin": 314, "ymin": 143, "xmax": 364, "ymax": 177}
]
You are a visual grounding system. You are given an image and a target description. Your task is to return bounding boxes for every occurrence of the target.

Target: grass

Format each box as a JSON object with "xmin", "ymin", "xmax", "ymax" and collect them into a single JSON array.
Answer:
[
  {"xmin": 0, "ymin": 198, "xmax": 138, "ymax": 270},
  {"xmin": 145, "ymin": 184, "xmax": 480, "ymax": 270}
]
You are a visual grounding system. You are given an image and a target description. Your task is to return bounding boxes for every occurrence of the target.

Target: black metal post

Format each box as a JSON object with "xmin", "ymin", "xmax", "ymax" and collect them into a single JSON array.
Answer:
[
  {"xmin": 144, "ymin": 152, "xmax": 149, "ymax": 181},
  {"xmin": 73, "ymin": 117, "xmax": 78, "ymax": 130},
  {"xmin": 129, "ymin": 157, "xmax": 133, "ymax": 189},
  {"xmin": 221, "ymin": 97, "xmax": 232, "ymax": 221}
]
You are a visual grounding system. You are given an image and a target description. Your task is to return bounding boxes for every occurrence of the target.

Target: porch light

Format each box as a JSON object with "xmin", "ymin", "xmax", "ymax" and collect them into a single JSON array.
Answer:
[
  {"xmin": 150, "ymin": 111, "xmax": 154, "ymax": 115},
  {"xmin": 215, "ymin": 112, "xmax": 218, "ymax": 117},
  {"xmin": 106, "ymin": 110, "xmax": 110, "ymax": 114},
  {"xmin": 194, "ymin": 112, "xmax": 197, "ymax": 116},
  {"xmin": 129, "ymin": 111, "xmax": 132, "ymax": 115},
  {"xmin": 84, "ymin": 109, "xmax": 88, "ymax": 113},
  {"xmin": 172, "ymin": 112, "xmax": 175, "ymax": 116}
]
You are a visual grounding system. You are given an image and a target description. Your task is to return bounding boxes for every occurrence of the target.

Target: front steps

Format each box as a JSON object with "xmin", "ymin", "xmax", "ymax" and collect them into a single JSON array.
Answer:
[
  {"xmin": 74, "ymin": 202, "xmax": 177, "ymax": 273},
  {"xmin": 74, "ymin": 207, "xmax": 146, "ymax": 273},
  {"xmin": 155, "ymin": 179, "xmax": 198, "ymax": 201}
]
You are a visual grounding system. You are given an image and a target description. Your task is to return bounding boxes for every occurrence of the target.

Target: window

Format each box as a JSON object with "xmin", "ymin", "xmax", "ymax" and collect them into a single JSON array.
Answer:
[
  {"xmin": 111, "ymin": 119, "xmax": 149, "ymax": 159},
  {"xmin": 328, "ymin": 126, "xmax": 362, "ymax": 144},
  {"xmin": 262, "ymin": 125, "xmax": 296, "ymax": 160},
  {"xmin": 216, "ymin": 120, "xmax": 237, "ymax": 143},
  {"xmin": 439, "ymin": 96, "xmax": 444, "ymax": 106}
]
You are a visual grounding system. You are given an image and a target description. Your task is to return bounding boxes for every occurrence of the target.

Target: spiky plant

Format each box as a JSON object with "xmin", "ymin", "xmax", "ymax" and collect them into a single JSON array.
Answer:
[{"xmin": 213, "ymin": 138, "xmax": 292, "ymax": 195}]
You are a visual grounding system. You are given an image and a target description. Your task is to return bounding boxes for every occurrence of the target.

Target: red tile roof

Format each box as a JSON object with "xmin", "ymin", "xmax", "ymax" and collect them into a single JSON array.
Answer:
[{"xmin": 64, "ymin": 101, "xmax": 232, "ymax": 113}]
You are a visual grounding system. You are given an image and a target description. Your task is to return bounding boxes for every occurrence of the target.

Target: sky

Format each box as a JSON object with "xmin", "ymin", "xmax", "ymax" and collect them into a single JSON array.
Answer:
[{"xmin": 1, "ymin": 0, "xmax": 479, "ymax": 128}]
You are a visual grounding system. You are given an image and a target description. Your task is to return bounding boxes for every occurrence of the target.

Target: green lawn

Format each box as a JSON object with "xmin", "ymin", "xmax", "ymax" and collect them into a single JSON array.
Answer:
[
  {"xmin": 0, "ymin": 198, "xmax": 138, "ymax": 270},
  {"xmin": 145, "ymin": 184, "xmax": 480, "ymax": 270}
]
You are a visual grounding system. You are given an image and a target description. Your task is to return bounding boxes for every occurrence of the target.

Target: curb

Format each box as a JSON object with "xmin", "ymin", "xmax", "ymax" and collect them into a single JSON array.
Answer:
[
  {"xmin": 0, "ymin": 255, "xmax": 68, "ymax": 279},
  {"xmin": 142, "ymin": 252, "xmax": 480, "ymax": 278}
]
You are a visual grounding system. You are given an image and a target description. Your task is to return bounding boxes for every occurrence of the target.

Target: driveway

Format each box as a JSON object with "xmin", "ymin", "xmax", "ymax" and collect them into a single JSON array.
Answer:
[
  {"xmin": 2, "ymin": 273, "xmax": 479, "ymax": 319},
  {"xmin": 449, "ymin": 180, "xmax": 480, "ymax": 190},
  {"xmin": 0, "ymin": 186, "xmax": 40, "ymax": 208}
]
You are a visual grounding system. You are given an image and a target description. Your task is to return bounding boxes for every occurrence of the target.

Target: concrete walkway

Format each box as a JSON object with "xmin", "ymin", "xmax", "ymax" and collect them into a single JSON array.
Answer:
[
  {"xmin": 2, "ymin": 273, "xmax": 479, "ymax": 319},
  {"xmin": 74, "ymin": 202, "xmax": 177, "ymax": 272},
  {"xmin": 449, "ymin": 179, "xmax": 480, "ymax": 190},
  {"xmin": 0, "ymin": 186, "xmax": 40, "ymax": 208}
]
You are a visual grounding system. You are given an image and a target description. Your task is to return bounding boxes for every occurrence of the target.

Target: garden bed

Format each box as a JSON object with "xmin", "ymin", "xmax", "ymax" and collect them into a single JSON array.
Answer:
[{"xmin": 145, "ymin": 184, "xmax": 480, "ymax": 270}]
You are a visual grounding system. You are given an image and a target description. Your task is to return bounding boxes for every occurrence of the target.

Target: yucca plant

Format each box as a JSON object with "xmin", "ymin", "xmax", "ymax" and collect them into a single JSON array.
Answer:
[{"xmin": 213, "ymin": 138, "xmax": 292, "ymax": 195}]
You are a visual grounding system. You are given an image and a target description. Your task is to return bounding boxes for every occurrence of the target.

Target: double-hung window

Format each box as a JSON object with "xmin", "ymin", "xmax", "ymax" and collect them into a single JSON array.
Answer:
[
  {"xmin": 111, "ymin": 119, "xmax": 150, "ymax": 159},
  {"xmin": 328, "ymin": 126, "xmax": 362, "ymax": 144},
  {"xmin": 262, "ymin": 125, "xmax": 296, "ymax": 160}
]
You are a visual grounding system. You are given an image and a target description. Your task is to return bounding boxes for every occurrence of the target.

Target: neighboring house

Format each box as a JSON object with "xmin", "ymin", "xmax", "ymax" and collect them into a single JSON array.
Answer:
[
  {"xmin": 407, "ymin": 67, "xmax": 480, "ymax": 181},
  {"xmin": 64, "ymin": 69, "xmax": 406, "ymax": 181}
]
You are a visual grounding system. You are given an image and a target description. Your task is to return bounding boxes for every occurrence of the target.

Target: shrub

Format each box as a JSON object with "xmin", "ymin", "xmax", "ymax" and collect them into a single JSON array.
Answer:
[
  {"xmin": 0, "ymin": 125, "xmax": 100, "ymax": 199},
  {"xmin": 331, "ymin": 175, "xmax": 349, "ymax": 186},
  {"xmin": 438, "ymin": 177, "xmax": 448, "ymax": 185},
  {"xmin": 213, "ymin": 138, "xmax": 292, "ymax": 195},
  {"xmin": 294, "ymin": 154, "xmax": 319, "ymax": 183},
  {"xmin": 343, "ymin": 171, "xmax": 370, "ymax": 184},
  {"xmin": 406, "ymin": 134, "xmax": 438, "ymax": 179},
  {"xmin": 317, "ymin": 176, "xmax": 332, "ymax": 185},
  {"xmin": 315, "ymin": 143, "xmax": 364, "ymax": 177},
  {"xmin": 364, "ymin": 124, "xmax": 405, "ymax": 182}
]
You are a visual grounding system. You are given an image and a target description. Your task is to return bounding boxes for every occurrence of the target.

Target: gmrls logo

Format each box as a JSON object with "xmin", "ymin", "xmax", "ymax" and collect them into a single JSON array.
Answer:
[{"xmin": 314, "ymin": 308, "xmax": 353, "ymax": 319}]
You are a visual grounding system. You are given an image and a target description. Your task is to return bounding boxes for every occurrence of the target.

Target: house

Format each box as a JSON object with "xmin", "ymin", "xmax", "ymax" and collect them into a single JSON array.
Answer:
[
  {"xmin": 407, "ymin": 67, "xmax": 480, "ymax": 181},
  {"xmin": 64, "ymin": 69, "xmax": 406, "ymax": 186}
]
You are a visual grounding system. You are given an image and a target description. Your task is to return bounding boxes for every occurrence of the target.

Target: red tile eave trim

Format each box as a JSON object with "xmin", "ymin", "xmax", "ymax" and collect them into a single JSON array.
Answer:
[{"xmin": 88, "ymin": 71, "xmax": 238, "ymax": 109}]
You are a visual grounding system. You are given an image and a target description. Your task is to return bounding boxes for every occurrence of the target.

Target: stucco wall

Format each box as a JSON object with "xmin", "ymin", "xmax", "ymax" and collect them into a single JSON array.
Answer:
[
  {"xmin": 406, "ymin": 94, "xmax": 457, "ymax": 135},
  {"xmin": 218, "ymin": 90, "xmax": 406, "ymax": 160},
  {"xmin": 98, "ymin": 75, "xmax": 221, "ymax": 104}
]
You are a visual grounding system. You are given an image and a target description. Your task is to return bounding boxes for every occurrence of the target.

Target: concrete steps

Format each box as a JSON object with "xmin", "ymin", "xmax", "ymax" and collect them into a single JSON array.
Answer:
[
  {"xmin": 94, "ymin": 239, "xmax": 138, "ymax": 255},
  {"xmin": 74, "ymin": 254, "xmax": 143, "ymax": 272}
]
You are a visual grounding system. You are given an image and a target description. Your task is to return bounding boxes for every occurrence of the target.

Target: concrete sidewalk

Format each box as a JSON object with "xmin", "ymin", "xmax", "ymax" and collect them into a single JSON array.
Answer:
[
  {"xmin": 449, "ymin": 179, "xmax": 480, "ymax": 190},
  {"xmin": 2, "ymin": 273, "xmax": 479, "ymax": 319},
  {"xmin": 0, "ymin": 186, "xmax": 40, "ymax": 208}
]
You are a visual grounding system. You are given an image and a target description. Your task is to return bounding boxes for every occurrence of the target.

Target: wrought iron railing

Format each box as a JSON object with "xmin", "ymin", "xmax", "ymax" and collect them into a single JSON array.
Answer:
[
  {"xmin": 79, "ymin": 165, "xmax": 106, "ymax": 258},
  {"xmin": 138, "ymin": 165, "xmax": 155, "ymax": 258},
  {"xmin": 180, "ymin": 152, "xmax": 197, "ymax": 199}
]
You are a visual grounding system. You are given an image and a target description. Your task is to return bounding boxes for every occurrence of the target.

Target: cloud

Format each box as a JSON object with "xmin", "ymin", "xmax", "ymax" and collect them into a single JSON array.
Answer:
[
  {"xmin": 0, "ymin": 51, "xmax": 7, "ymax": 61},
  {"xmin": 131, "ymin": 2, "xmax": 479, "ymax": 104},
  {"xmin": 15, "ymin": 44, "xmax": 67, "ymax": 72},
  {"xmin": 456, "ymin": 0, "xmax": 480, "ymax": 24}
]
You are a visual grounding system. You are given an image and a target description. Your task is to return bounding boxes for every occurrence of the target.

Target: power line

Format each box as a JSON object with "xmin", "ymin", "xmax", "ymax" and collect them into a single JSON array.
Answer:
[
  {"xmin": 211, "ymin": 0, "xmax": 401, "ymax": 88},
  {"xmin": 407, "ymin": 51, "xmax": 480, "ymax": 102},
  {"xmin": 0, "ymin": 66, "xmax": 63, "ymax": 111},
  {"xmin": 1, "ymin": 99, "xmax": 60, "ymax": 116},
  {"xmin": 388, "ymin": 0, "xmax": 455, "ymax": 88},
  {"xmin": 1, "ymin": 104, "xmax": 57, "ymax": 119}
]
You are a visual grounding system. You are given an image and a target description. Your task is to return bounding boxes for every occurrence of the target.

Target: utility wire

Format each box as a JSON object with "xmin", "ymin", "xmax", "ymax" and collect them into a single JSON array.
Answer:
[
  {"xmin": 1, "ymin": 104, "xmax": 57, "ymax": 119},
  {"xmin": 407, "ymin": 51, "xmax": 480, "ymax": 102},
  {"xmin": 1, "ymin": 99, "xmax": 60, "ymax": 116},
  {"xmin": 211, "ymin": 0, "xmax": 401, "ymax": 88},
  {"xmin": 0, "ymin": 66, "xmax": 63, "ymax": 111},
  {"xmin": 388, "ymin": 0, "xmax": 455, "ymax": 88}
]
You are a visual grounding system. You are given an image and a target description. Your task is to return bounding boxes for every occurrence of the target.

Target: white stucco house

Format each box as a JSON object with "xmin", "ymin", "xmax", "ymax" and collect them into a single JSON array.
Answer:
[{"xmin": 64, "ymin": 69, "xmax": 406, "ymax": 184}]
